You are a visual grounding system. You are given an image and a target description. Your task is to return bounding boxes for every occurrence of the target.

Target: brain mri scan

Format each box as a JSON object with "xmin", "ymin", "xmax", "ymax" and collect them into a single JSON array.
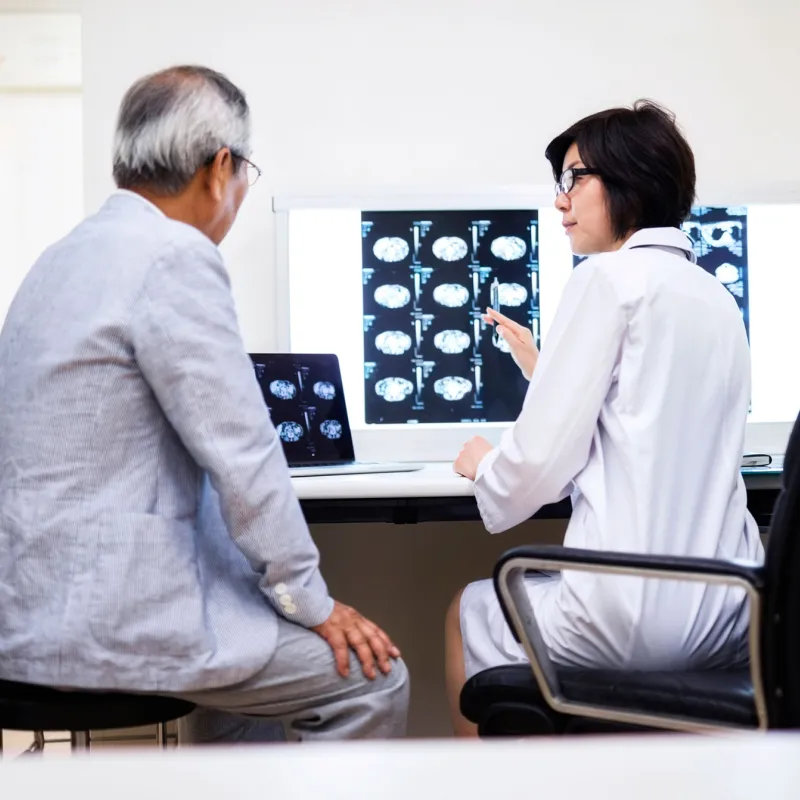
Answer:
[
  {"xmin": 684, "ymin": 220, "xmax": 744, "ymax": 258},
  {"xmin": 374, "ymin": 284, "xmax": 412, "ymax": 309},
  {"xmin": 320, "ymin": 419, "xmax": 343, "ymax": 440},
  {"xmin": 269, "ymin": 379, "xmax": 296, "ymax": 400},
  {"xmin": 276, "ymin": 421, "xmax": 304, "ymax": 443},
  {"xmin": 375, "ymin": 330, "xmax": 413, "ymax": 355},
  {"xmin": 362, "ymin": 209, "xmax": 541, "ymax": 424},
  {"xmin": 373, "ymin": 237, "xmax": 409, "ymax": 263},
  {"xmin": 715, "ymin": 263, "xmax": 740, "ymax": 284},
  {"xmin": 432, "ymin": 236, "xmax": 469, "ymax": 262},
  {"xmin": 375, "ymin": 377, "xmax": 414, "ymax": 402},
  {"xmin": 434, "ymin": 376, "xmax": 473, "ymax": 401},
  {"xmin": 701, "ymin": 221, "xmax": 743, "ymax": 256},
  {"xmin": 432, "ymin": 283, "xmax": 470, "ymax": 308},
  {"xmin": 433, "ymin": 329, "xmax": 471, "ymax": 355},
  {"xmin": 498, "ymin": 282, "xmax": 528, "ymax": 307},
  {"xmin": 250, "ymin": 355, "xmax": 354, "ymax": 467},
  {"xmin": 313, "ymin": 380, "xmax": 336, "ymax": 400},
  {"xmin": 490, "ymin": 236, "xmax": 527, "ymax": 261}
]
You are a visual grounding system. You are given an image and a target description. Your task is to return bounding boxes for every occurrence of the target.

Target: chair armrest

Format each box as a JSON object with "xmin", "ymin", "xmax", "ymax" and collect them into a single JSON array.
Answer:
[
  {"xmin": 492, "ymin": 545, "xmax": 767, "ymax": 731},
  {"xmin": 493, "ymin": 546, "xmax": 765, "ymax": 626}
]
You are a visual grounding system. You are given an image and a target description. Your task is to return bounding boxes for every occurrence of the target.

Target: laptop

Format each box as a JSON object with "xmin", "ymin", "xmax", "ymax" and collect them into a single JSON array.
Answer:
[{"xmin": 249, "ymin": 353, "xmax": 424, "ymax": 478}]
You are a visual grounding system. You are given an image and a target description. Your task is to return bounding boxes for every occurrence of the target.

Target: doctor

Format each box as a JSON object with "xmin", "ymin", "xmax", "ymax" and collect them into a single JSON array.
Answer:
[{"xmin": 446, "ymin": 100, "xmax": 764, "ymax": 736}]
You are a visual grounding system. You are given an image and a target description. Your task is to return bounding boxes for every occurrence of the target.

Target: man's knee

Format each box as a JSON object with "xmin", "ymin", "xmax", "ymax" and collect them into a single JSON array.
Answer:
[
  {"xmin": 342, "ymin": 655, "xmax": 409, "ymax": 738},
  {"xmin": 377, "ymin": 655, "xmax": 410, "ymax": 712},
  {"xmin": 345, "ymin": 652, "xmax": 410, "ymax": 706}
]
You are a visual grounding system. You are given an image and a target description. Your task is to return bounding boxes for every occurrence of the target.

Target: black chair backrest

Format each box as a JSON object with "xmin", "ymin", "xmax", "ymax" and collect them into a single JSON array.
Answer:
[{"xmin": 762, "ymin": 410, "xmax": 800, "ymax": 727}]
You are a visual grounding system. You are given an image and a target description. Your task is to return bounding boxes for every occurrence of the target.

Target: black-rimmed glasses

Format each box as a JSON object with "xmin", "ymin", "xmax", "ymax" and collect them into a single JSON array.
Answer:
[{"xmin": 555, "ymin": 167, "xmax": 601, "ymax": 197}]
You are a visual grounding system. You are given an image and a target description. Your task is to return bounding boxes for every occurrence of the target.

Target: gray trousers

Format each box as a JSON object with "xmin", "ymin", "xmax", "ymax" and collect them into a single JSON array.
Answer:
[{"xmin": 175, "ymin": 614, "xmax": 410, "ymax": 743}]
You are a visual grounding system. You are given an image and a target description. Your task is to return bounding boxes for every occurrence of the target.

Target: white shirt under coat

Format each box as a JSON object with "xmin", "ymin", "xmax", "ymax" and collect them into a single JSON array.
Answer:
[{"xmin": 473, "ymin": 227, "xmax": 764, "ymax": 669}]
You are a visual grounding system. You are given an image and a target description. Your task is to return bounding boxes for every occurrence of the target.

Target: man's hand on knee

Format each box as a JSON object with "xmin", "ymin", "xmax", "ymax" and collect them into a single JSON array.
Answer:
[{"xmin": 311, "ymin": 601, "xmax": 401, "ymax": 680}]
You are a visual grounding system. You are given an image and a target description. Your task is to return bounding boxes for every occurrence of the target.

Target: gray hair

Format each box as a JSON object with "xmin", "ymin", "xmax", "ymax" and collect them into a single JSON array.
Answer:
[{"xmin": 112, "ymin": 65, "xmax": 251, "ymax": 195}]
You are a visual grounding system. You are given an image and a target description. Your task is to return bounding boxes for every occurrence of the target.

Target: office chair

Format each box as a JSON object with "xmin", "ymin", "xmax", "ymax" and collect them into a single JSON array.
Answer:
[
  {"xmin": 0, "ymin": 680, "xmax": 195, "ymax": 754},
  {"xmin": 460, "ymin": 411, "xmax": 800, "ymax": 736}
]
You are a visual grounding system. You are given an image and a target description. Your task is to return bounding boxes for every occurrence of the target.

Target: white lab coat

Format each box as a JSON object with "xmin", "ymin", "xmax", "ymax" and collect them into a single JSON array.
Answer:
[{"xmin": 461, "ymin": 227, "xmax": 764, "ymax": 676}]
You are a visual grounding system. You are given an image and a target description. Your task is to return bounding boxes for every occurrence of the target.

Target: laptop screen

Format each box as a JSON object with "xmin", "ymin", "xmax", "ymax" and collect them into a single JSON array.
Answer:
[{"xmin": 248, "ymin": 353, "xmax": 356, "ymax": 466}]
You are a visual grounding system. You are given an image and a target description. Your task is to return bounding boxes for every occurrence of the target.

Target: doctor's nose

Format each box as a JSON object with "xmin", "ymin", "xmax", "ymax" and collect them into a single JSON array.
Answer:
[{"xmin": 554, "ymin": 191, "xmax": 570, "ymax": 212}]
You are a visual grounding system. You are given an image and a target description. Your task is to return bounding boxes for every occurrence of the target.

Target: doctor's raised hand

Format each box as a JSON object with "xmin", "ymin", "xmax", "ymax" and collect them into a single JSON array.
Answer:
[{"xmin": 483, "ymin": 307, "xmax": 539, "ymax": 380}]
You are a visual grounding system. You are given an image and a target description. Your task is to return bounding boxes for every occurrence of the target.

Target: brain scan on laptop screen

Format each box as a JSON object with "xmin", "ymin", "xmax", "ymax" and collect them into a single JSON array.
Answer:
[{"xmin": 249, "ymin": 353, "xmax": 356, "ymax": 465}]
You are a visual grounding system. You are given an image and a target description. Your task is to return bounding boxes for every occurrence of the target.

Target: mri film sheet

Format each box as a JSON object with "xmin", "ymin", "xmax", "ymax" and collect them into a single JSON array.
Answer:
[
  {"xmin": 251, "ymin": 355, "xmax": 355, "ymax": 465},
  {"xmin": 682, "ymin": 206, "xmax": 750, "ymax": 338},
  {"xmin": 363, "ymin": 210, "xmax": 539, "ymax": 424}
]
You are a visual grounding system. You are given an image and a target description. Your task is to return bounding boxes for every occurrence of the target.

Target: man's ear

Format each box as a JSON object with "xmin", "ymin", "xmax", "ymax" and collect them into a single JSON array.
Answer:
[{"xmin": 205, "ymin": 147, "xmax": 232, "ymax": 202}]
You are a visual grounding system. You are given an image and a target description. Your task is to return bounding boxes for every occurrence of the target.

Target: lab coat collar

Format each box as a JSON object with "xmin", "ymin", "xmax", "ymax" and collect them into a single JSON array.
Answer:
[{"xmin": 621, "ymin": 227, "xmax": 697, "ymax": 263}]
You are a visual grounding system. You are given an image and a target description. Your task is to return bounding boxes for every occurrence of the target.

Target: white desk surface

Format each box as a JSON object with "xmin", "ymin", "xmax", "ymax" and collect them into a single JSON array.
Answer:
[
  {"xmin": 292, "ymin": 461, "xmax": 472, "ymax": 500},
  {"xmin": 292, "ymin": 460, "xmax": 782, "ymax": 501},
  {"xmin": 0, "ymin": 735, "xmax": 798, "ymax": 798}
]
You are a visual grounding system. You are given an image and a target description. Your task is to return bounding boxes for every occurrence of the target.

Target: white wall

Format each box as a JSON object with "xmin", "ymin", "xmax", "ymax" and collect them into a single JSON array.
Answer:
[
  {"xmin": 0, "ymin": 6, "xmax": 82, "ymax": 319},
  {"xmin": 80, "ymin": 0, "xmax": 800, "ymax": 352},
  {"xmin": 0, "ymin": 93, "xmax": 83, "ymax": 314}
]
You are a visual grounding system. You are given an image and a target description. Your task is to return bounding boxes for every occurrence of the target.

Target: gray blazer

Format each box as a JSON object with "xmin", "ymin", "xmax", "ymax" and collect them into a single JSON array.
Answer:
[{"xmin": 0, "ymin": 192, "xmax": 333, "ymax": 692}]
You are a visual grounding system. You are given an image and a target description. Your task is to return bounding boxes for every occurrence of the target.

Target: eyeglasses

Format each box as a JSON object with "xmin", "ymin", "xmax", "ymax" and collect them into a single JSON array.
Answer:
[
  {"xmin": 204, "ymin": 149, "xmax": 262, "ymax": 187},
  {"xmin": 555, "ymin": 167, "xmax": 601, "ymax": 197},
  {"xmin": 238, "ymin": 156, "xmax": 262, "ymax": 187}
]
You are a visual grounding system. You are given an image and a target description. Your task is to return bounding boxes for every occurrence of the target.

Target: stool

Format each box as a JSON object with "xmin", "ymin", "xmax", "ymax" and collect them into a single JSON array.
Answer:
[{"xmin": 0, "ymin": 679, "xmax": 196, "ymax": 754}]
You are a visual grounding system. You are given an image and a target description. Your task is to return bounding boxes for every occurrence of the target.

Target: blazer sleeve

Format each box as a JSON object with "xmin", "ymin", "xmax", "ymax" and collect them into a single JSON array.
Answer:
[
  {"xmin": 473, "ymin": 260, "xmax": 628, "ymax": 532},
  {"xmin": 130, "ymin": 233, "xmax": 333, "ymax": 628}
]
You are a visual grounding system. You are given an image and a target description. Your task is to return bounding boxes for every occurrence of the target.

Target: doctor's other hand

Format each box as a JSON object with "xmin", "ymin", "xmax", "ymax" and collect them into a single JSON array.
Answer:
[
  {"xmin": 483, "ymin": 307, "xmax": 539, "ymax": 380},
  {"xmin": 454, "ymin": 435, "xmax": 495, "ymax": 482},
  {"xmin": 311, "ymin": 600, "xmax": 401, "ymax": 681}
]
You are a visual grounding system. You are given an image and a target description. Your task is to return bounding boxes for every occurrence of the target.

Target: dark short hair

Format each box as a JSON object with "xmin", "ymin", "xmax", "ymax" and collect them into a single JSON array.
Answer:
[{"xmin": 544, "ymin": 100, "xmax": 696, "ymax": 240}]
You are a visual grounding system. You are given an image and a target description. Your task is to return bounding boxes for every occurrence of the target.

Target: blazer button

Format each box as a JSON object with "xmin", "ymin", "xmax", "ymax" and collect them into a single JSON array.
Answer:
[
  {"xmin": 284, "ymin": 603, "xmax": 297, "ymax": 615},
  {"xmin": 279, "ymin": 594, "xmax": 294, "ymax": 607},
  {"xmin": 275, "ymin": 583, "xmax": 288, "ymax": 595}
]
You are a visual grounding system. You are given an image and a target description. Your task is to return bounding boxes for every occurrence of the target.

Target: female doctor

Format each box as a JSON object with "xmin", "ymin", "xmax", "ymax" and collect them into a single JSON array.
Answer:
[{"xmin": 446, "ymin": 100, "xmax": 764, "ymax": 737}]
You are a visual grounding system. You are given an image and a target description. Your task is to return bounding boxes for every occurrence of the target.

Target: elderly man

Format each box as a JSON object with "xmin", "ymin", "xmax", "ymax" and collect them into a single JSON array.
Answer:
[{"xmin": 0, "ymin": 65, "xmax": 408, "ymax": 743}]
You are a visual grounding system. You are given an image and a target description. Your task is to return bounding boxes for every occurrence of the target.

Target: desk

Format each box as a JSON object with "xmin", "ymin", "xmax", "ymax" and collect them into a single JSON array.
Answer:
[
  {"xmin": 296, "ymin": 462, "xmax": 570, "ymax": 524},
  {"xmin": 1, "ymin": 735, "xmax": 799, "ymax": 798},
  {"xmin": 296, "ymin": 461, "xmax": 783, "ymax": 527}
]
